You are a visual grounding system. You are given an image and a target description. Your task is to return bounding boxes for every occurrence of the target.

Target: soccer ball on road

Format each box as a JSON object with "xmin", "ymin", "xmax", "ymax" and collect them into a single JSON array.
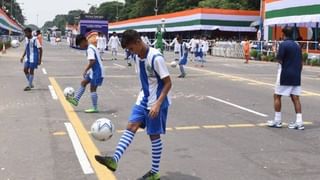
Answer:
[
  {"xmin": 91, "ymin": 118, "xmax": 115, "ymax": 141},
  {"xmin": 10, "ymin": 40, "xmax": 20, "ymax": 48},
  {"xmin": 63, "ymin": 87, "xmax": 75, "ymax": 98},
  {"xmin": 170, "ymin": 61, "xmax": 177, "ymax": 68}
]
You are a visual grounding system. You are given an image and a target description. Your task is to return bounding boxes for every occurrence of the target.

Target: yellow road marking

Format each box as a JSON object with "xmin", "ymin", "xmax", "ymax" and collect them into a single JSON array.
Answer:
[
  {"xmin": 175, "ymin": 126, "xmax": 201, "ymax": 130},
  {"xmin": 53, "ymin": 131, "xmax": 67, "ymax": 136},
  {"xmin": 53, "ymin": 122, "xmax": 315, "ymax": 136},
  {"xmin": 228, "ymin": 124, "xmax": 256, "ymax": 128},
  {"xmin": 304, "ymin": 122, "xmax": 313, "ymax": 125},
  {"xmin": 231, "ymin": 79, "xmax": 244, "ymax": 81},
  {"xmin": 202, "ymin": 125, "xmax": 227, "ymax": 129},
  {"xmin": 166, "ymin": 127, "xmax": 174, "ymax": 131},
  {"xmin": 247, "ymin": 82, "xmax": 263, "ymax": 86},
  {"xmin": 186, "ymin": 66, "xmax": 320, "ymax": 97},
  {"xmin": 49, "ymin": 77, "xmax": 116, "ymax": 180},
  {"xmin": 256, "ymin": 123, "xmax": 268, "ymax": 127}
]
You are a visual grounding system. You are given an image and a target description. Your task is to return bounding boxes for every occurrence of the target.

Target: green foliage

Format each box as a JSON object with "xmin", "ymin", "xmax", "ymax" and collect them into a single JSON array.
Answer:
[
  {"xmin": 199, "ymin": 0, "xmax": 260, "ymax": 10},
  {"xmin": 42, "ymin": 10, "xmax": 85, "ymax": 34},
  {"xmin": 163, "ymin": 0, "xmax": 200, "ymax": 13},
  {"xmin": 67, "ymin": 10, "xmax": 85, "ymax": 25},
  {"xmin": 250, "ymin": 49, "xmax": 258, "ymax": 58},
  {"xmin": 0, "ymin": 41, "xmax": 12, "ymax": 49},
  {"xmin": 26, "ymin": 24, "xmax": 39, "ymax": 30},
  {"xmin": 267, "ymin": 54, "xmax": 275, "ymax": 62},
  {"xmin": 41, "ymin": 0, "xmax": 261, "ymax": 31},
  {"xmin": 310, "ymin": 58, "xmax": 320, "ymax": 66},
  {"xmin": 256, "ymin": 52, "xmax": 262, "ymax": 60},
  {"xmin": 96, "ymin": 2, "xmax": 124, "ymax": 22},
  {"xmin": 1, "ymin": 1, "xmax": 25, "ymax": 25},
  {"xmin": 261, "ymin": 55, "xmax": 267, "ymax": 61},
  {"xmin": 302, "ymin": 52, "xmax": 308, "ymax": 64}
]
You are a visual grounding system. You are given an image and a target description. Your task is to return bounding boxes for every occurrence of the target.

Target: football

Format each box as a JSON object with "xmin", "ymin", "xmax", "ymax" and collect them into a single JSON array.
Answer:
[
  {"xmin": 91, "ymin": 118, "xmax": 115, "ymax": 141},
  {"xmin": 170, "ymin": 61, "xmax": 177, "ymax": 68},
  {"xmin": 10, "ymin": 40, "xmax": 20, "ymax": 48},
  {"xmin": 63, "ymin": 87, "xmax": 75, "ymax": 98}
]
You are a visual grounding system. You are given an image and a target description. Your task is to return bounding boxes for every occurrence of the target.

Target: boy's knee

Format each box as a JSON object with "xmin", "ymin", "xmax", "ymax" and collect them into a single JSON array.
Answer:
[
  {"xmin": 126, "ymin": 123, "xmax": 141, "ymax": 133},
  {"xmin": 291, "ymin": 95, "xmax": 300, "ymax": 101},
  {"xmin": 150, "ymin": 134, "xmax": 160, "ymax": 141}
]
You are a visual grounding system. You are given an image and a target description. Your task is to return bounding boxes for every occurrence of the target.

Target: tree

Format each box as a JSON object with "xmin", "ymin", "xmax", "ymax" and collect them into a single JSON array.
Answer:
[
  {"xmin": 1, "ymin": 0, "xmax": 25, "ymax": 25},
  {"xmin": 41, "ymin": 10, "xmax": 85, "ymax": 34},
  {"xmin": 42, "ymin": 21, "xmax": 54, "ymax": 31},
  {"xmin": 163, "ymin": 0, "xmax": 200, "ymax": 13},
  {"xmin": 96, "ymin": 1, "xmax": 124, "ymax": 22},
  {"xmin": 199, "ymin": 0, "xmax": 260, "ymax": 10},
  {"xmin": 67, "ymin": 10, "xmax": 85, "ymax": 25},
  {"xmin": 26, "ymin": 24, "xmax": 39, "ymax": 30}
]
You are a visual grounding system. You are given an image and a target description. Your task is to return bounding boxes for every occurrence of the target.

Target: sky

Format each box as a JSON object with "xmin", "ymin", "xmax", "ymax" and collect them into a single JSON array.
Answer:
[{"xmin": 16, "ymin": 0, "xmax": 125, "ymax": 27}]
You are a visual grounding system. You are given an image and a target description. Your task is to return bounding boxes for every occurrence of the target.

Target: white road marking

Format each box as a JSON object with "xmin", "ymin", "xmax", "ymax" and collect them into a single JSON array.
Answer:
[
  {"xmin": 42, "ymin": 68, "xmax": 47, "ymax": 75},
  {"xmin": 113, "ymin": 63, "xmax": 126, "ymax": 69},
  {"xmin": 207, "ymin": 96, "xmax": 268, "ymax": 117},
  {"xmin": 64, "ymin": 123, "xmax": 94, "ymax": 175},
  {"xmin": 48, "ymin": 85, "xmax": 58, "ymax": 100}
]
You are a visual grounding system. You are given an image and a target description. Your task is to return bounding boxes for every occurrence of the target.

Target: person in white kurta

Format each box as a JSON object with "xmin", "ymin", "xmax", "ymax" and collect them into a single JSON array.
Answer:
[
  {"xmin": 141, "ymin": 34, "xmax": 151, "ymax": 46},
  {"xmin": 102, "ymin": 35, "xmax": 107, "ymax": 51},
  {"xmin": 201, "ymin": 36, "xmax": 209, "ymax": 62},
  {"xmin": 108, "ymin": 32, "xmax": 121, "ymax": 60},
  {"xmin": 188, "ymin": 36, "xmax": 197, "ymax": 61},
  {"xmin": 96, "ymin": 33, "xmax": 105, "ymax": 54},
  {"xmin": 169, "ymin": 34, "xmax": 180, "ymax": 61}
]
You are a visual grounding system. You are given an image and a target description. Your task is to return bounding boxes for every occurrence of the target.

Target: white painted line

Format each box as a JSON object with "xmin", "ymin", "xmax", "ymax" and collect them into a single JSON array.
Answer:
[
  {"xmin": 48, "ymin": 85, "xmax": 58, "ymax": 100},
  {"xmin": 113, "ymin": 63, "xmax": 126, "ymax": 69},
  {"xmin": 175, "ymin": 126, "xmax": 201, "ymax": 130},
  {"xmin": 64, "ymin": 123, "xmax": 94, "ymax": 175},
  {"xmin": 207, "ymin": 96, "xmax": 268, "ymax": 117},
  {"xmin": 42, "ymin": 68, "xmax": 47, "ymax": 75}
]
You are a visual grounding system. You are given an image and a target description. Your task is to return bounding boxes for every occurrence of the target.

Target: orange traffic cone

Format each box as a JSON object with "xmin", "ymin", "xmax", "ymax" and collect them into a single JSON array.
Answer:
[{"xmin": 2, "ymin": 43, "xmax": 6, "ymax": 54}]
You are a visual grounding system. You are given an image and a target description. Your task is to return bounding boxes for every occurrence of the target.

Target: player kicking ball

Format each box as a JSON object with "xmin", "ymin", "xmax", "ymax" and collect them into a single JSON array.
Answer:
[
  {"xmin": 95, "ymin": 29, "xmax": 172, "ymax": 180},
  {"xmin": 66, "ymin": 34, "xmax": 104, "ymax": 113}
]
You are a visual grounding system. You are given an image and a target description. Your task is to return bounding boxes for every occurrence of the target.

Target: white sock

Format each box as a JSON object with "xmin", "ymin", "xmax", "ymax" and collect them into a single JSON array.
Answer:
[
  {"xmin": 275, "ymin": 112, "xmax": 281, "ymax": 122},
  {"xmin": 296, "ymin": 113, "xmax": 303, "ymax": 124}
]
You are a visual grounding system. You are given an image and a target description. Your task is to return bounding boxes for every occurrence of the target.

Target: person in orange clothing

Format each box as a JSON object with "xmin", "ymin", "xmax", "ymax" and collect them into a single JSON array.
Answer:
[
  {"xmin": 36, "ymin": 30, "xmax": 43, "ymax": 46},
  {"xmin": 243, "ymin": 38, "xmax": 250, "ymax": 64}
]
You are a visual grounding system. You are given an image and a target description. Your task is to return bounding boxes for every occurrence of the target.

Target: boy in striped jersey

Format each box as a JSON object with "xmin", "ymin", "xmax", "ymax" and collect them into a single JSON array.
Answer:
[
  {"xmin": 66, "ymin": 34, "xmax": 104, "ymax": 113},
  {"xmin": 95, "ymin": 29, "xmax": 172, "ymax": 180},
  {"xmin": 20, "ymin": 27, "xmax": 42, "ymax": 91}
]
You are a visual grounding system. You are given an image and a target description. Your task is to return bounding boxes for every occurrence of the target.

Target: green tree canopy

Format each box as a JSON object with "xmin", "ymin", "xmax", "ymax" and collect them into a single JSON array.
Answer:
[{"xmin": 41, "ymin": 0, "xmax": 260, "ymax": 31}]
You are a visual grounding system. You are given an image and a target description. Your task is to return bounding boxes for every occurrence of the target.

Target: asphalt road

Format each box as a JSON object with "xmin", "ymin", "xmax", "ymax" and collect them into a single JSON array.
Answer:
[{"xmin": 0, "ymin": 40, "xmax": 320, "ymax": 180}]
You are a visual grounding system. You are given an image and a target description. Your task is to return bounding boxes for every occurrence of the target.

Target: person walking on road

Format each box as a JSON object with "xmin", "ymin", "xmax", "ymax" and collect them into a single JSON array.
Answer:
[
  {"xmin": 267, "ymin": 27, "xmax": 304, "ymax": 130},
  {"xmin": 108, "ymin": 32, "xmax": 121, "ymax": 60},
  {"xmin": 20, "ymin": 28, "xmax": 43, "ymax": 91},
  {"xmin": 177, "ymin": 36, "xmax": 188, "ymax": 78},
  {"xmin": 243, "ymin": 38, "xmax": 250, "ymax": 64}
]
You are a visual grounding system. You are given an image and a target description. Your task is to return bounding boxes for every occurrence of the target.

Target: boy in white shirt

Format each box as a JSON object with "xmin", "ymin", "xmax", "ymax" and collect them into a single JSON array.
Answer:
[{"xmin": 108, "ymin": 32, "xmax": 121, "ymax": 60}]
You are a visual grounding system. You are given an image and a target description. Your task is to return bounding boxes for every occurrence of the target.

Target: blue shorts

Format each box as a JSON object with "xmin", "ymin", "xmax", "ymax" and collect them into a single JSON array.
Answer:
[
  {"xmin": 195, "ymin": 51, "xmax": 203, "ymax": 58},
  {"xmin": 84, "ymin": 74, "xmax": 103, "ymax": 87},
  {"xmin": 24, "ymin": 62, "xmax": 38, "ymax": 69},
  {"xmin": 179, "ymin": 56, "xmax": 188, "ymax": 65},
  {"xmin": 129, "ymin": 105, "xmax": 168, "ymax": 135}
]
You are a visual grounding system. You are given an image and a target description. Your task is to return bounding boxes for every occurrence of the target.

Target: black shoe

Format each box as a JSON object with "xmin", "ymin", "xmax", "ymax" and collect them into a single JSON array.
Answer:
[
  {"xmin": 178, "ymin": 74, "xmax": 185, "ymax": 78},
  {"xmin": 94, "ymin": 155, "xmax": 117, "ymax": 172},
  {"xmin": 128, "ymin": 63, "xmax": 132, "ymax": 66},
  {"xmin": 24, "ymin": 86, "xmax": 31, "ymax": 91}
]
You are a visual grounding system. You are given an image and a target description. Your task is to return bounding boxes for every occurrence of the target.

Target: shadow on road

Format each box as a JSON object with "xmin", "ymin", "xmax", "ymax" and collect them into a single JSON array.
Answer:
[{"xmin": 161, "ymin": 171, "xmax": 202, "ymax": 180}]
